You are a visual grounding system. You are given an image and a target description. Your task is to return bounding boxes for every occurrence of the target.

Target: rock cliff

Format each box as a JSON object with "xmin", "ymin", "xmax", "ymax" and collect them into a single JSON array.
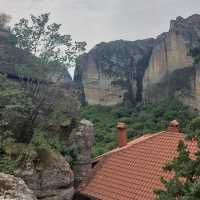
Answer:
[
  {"xmin": 143, "ymin": 14, "xmax": 200, "ymax": 108},
  {"xmin": 74, "ymin": 39, "xmax": 156, "ymax": 105},
  {"xmin": 75, "ymin": 14, "xmax": 200, "ymax": 109}
]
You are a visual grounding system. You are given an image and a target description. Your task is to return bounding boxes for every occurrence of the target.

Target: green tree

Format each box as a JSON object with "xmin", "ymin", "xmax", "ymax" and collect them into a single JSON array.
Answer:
[
  {"xmin": 8, "ymin": 13, "xmax": 85, "ymax": 143},
  {"xmin": 0, "ymin": 13, "xmax": 84, "ymax": 144},
  {"xmin": 80, "ymin": 98, "xmax": 196, "ymax": 157},
  {"xmin": 0, "ymin": 13, "xmax": 85, "ymax": 173},
  {"xmin": 155, "ymin": 120, "xmax": 200, "ymax": 200},
  {"xmin": 0, "ymin": 75, "xmax": 32, "ymax": 141},
  {"xmin": 155, "ymin": 44, "xmax": 200, "ymax": 200},
  {"xmin": 14, "ymin": 13, "xmax": 86, "ymax": 72}
]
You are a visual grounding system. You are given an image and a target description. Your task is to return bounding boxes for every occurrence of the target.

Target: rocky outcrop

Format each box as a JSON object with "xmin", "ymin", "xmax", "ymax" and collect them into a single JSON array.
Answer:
[
  {"xmin": 0, "ymin": 173, "xmax": 37, "ymax": 200},
  {"xmin": 16, "ymin": 149, "xmax": 74, "ymax": 200},
  {"xmin": 75, "ymin": 14, "xmax": 200, "ymax": 109},
  {"xmin": 69, "ymin": 119, "xmax": 94, "ymax": 187},
  {"xmin": 1, "ymin": 118, "xmax": 94, "ymax": 200},
  {"xmin": 74, "ymin": 39, "xmax": 156, "ymax": 105},
  {"xmin": 143, "ymin": 15, "xmax": 200, "ymax": 107}
]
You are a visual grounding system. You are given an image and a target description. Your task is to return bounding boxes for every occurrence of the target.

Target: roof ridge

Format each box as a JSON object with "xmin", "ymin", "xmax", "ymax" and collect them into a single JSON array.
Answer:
[
  {"xmin": 79, "ymin": 130, "xmax": 198, "ymax": 200},
  {"xmin": 94, "ymin": 131, "xmax": 167, "ymax": 161},
  {"xmin": 83, "ymin": 131, "xmax": 171, "ymax": 192},
  {"xmin": 78, "ymin": 131, "xmax": 183, "ymax": 194}
]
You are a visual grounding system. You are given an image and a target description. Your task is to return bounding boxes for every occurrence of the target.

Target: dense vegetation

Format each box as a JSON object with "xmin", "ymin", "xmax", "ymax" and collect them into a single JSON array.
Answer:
[
  {"xmin": 80, "ymin": 99, "xmax": 198, "ymax": 157},
  {"xmin": 0, "ymin": 13, "xmax": 85, "ymax": 174},
  {"xmin": 0, "ymin": 65, "xmax": 79, "ymax": 174}
]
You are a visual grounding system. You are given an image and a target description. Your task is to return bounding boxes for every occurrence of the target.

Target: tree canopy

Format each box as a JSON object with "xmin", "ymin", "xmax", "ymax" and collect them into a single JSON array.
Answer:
[
  {"xmin": 11, "ymin": 13, "xmax": 86, "ymax": 81},
  {"xmin": 155, "ymin": 43, "xmax": 200, "ymax": 200},
  {"xmin": 0, "ymin": 13, "xmax": 83, "ymax": 173}
]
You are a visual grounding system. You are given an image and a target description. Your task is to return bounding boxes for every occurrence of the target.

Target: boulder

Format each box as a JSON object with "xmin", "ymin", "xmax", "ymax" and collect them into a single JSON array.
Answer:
[
  {"xmin": 17, "ymin": 149, "xmax": 74, "ymax": 200},
  {"xmin": 0, "ymin": 172, "xmax": 37, "ymax": 200}
]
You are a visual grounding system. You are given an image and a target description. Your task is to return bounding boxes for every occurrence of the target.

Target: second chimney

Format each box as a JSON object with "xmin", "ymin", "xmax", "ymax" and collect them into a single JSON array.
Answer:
[
  {"xmin": 168, "ymin": 119, "xmax": 180, "ymax": 133},
  {"xmin": 117, "ymin": 122, "xmax": 127, "ymax": 147}
]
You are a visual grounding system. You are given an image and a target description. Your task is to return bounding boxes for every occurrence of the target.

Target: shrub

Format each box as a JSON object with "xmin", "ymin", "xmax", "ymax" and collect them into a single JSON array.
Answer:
[{"xmin": 80, "ymin": 98, "xmax": 198, "ymax": 157}]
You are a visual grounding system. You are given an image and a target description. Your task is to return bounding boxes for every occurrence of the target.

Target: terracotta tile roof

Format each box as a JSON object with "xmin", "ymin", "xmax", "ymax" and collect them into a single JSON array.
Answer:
[{"xmin": 79, "ymin": 130, "xmax": 198, "ymax": 200}]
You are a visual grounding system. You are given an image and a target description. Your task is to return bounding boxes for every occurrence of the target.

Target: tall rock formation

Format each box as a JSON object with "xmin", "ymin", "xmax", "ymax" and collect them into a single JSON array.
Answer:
[
  {"xmin": 74, "ymin": 39, "xmax": 156, "ymax": 105},
  {"xmin": 75, "ymin": 14, "xmax": 200, "ymax": 109},
  {"xmin": 143, "ymin": 15, "xmax": 200, "ymax": 108}
]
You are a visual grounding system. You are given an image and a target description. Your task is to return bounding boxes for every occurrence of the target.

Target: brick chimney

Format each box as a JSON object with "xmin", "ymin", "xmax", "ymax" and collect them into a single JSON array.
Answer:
[
  {"xmin": 117, "ymin": 122, "xmax": 127, "ymax": 147},
  {"xmin": 168, "ymin": 120, "xmax": 180, "ymax": 132}
]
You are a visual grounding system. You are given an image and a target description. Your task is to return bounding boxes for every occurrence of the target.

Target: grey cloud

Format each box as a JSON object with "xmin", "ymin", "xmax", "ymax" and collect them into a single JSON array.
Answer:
[{"xmin": 0, "ymin": 0, "xmax": 200, "ymax": 50}]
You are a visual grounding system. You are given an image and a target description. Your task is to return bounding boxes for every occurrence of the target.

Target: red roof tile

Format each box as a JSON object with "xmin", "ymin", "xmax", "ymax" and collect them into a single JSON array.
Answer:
[{"xmin": 79, "ymin": 131, "xmax": 198, "ymax": 200}]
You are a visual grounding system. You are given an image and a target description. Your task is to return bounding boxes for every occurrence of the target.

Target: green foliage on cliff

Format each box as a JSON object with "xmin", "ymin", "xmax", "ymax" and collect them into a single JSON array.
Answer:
[
  {"xmin": 80, "ymin": 99, "xmax": 198, "ymax": 157},
  {"xmin": 0, "ymin": 74, "xmax": 80, "ymax": 173},
  {"xmin": 0, "ymin": 13, "xmax": 85, "ymax": 173}
]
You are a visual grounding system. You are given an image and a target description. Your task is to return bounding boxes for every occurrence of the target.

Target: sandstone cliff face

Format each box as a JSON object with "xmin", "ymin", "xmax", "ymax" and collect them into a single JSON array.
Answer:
[
  {"xmin": 143, "ymin": 15, "xmax": 200, "ymax": 106},
  {"xmin": 74, "ymin": 39, "xmax": 156, "ymax": 105},
  {"xmin": 75, "ymin": 14, "xmax": 200, "ymax": 108}
]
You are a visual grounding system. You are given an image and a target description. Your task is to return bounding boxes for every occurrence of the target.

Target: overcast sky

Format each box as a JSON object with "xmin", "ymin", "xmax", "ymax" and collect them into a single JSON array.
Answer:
[
  {"xmin": 1, "ymin": 0, "xmax": 200, "ymax": 50},
  {"xmin": 1, "ymin": 0, "xmax": 200, "ymax": 77}
]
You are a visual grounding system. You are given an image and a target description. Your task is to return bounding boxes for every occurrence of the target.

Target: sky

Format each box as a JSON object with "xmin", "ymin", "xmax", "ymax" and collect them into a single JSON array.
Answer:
[{"xmin": 1, "ymin": 0, "xmax": 200, "ymax": 76}]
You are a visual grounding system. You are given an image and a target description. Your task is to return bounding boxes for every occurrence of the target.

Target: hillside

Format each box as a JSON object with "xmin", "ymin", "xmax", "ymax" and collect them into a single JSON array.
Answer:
[
  {"xmin": 0, "ymin": 14, "xmax": 86, "ymax": 200},
  {"xmin": 80, "ymin": 98, "xmax": 198, "ymax": 157}
]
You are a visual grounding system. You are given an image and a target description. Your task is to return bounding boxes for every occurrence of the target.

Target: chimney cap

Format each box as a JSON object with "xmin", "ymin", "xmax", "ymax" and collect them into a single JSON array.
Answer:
[
  {"xmin": 117, "ymin": 122, "xmax": 127, "ymax": 129},
  {"xmin": 168, "ymin": 119, "xmax": 180, "ymax": 132},
  {"xmin": 169, "ymin": 119, "xmax": 180, "ymax": 127}
]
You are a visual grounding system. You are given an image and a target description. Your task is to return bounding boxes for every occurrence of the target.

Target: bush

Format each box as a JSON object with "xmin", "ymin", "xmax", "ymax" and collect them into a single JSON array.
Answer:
[{"xmin": 80, "ymin": 98, "xmax": 198, "ymax": 157}]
